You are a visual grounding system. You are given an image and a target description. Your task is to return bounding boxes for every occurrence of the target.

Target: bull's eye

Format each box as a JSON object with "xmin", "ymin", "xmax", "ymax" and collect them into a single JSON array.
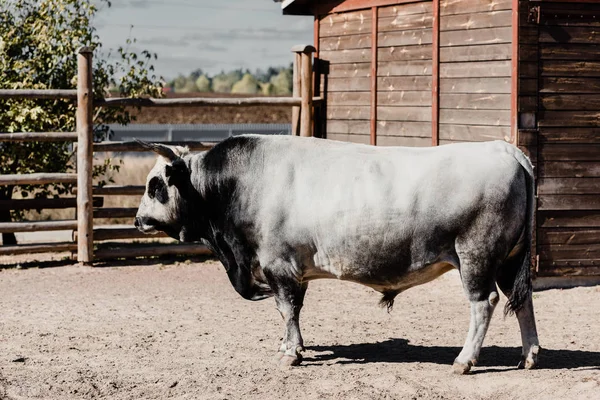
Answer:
[{"xmin": 148, "ymin": 176, "xmax": 169, "ymax": 204}]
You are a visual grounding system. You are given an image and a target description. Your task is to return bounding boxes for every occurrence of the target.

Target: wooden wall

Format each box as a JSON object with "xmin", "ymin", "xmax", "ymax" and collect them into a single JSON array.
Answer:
[
  {"xmin": 533, "ymin": 1, "xmax": 600, "ymax": 278},
  {"xmin": 320, "ymin": 9, "xmax": 373, "ymax": 144},
  {"xmin": 438, "ymin": 0, "xmax": 513, "ymax": 145},
  {"xmin": 376, "ymin": 1, "xmax": 433, "ymax": 147}
]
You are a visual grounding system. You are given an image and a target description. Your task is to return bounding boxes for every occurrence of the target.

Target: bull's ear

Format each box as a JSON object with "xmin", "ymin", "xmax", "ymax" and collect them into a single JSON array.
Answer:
[{"xmin": 165, "ymin": 159, "xmax": 190, "ymax": 190}]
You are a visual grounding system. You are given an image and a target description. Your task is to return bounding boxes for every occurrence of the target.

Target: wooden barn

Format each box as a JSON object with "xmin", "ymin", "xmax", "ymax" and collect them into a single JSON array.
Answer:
[{"xmin": 277, "ymin": 0, "xmax": 600, "ymax": 287}]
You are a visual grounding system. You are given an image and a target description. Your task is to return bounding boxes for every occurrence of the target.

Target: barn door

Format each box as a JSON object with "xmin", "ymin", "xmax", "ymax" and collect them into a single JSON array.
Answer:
[{"xmin": 534, "ymin": 2, "xmax": 600, "ymax": 279}]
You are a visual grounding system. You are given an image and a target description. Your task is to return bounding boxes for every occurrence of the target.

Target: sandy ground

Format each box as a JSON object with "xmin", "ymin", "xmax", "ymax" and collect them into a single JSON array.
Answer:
[{"xmin": 0, "ymin": 258, "xmax": 599, "ymax": 400}]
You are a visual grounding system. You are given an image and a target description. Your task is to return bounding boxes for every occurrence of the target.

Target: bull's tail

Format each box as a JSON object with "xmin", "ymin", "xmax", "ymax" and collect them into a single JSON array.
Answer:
[{"xmin": 502, "ymin": 149, "xmax": 535, "ymax": 316}]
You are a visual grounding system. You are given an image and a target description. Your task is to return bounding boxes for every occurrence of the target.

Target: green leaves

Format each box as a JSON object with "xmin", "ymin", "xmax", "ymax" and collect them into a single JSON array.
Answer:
[{"xmin": 0, "ymin": 0, "xmax": 163, "ymax": 218}]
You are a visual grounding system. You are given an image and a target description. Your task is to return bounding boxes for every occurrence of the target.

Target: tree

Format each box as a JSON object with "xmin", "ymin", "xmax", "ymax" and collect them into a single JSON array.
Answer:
[
  {"xmin": 0, "ymin": 0, "xmax": 163, "ymax": 245},
  {"xmin": 270, "ymin": 68, "xmax": 293, "ymax": 96},
  {"xmin": 195, "ymin": 75, "xmax": 212, "ymax": 93},
  {"xmin": 231, "ymin": 73, "xmax": 260, "ymax": 95},
  {"xmin": 212, "ymin": 70, "xmax": 243, "ymax": 93}
]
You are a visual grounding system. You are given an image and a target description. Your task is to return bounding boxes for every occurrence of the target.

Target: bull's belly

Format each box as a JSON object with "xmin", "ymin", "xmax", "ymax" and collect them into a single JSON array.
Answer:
[{"xmin": 303, "ymin": 253, "xmax": 458, "ymax": 294}]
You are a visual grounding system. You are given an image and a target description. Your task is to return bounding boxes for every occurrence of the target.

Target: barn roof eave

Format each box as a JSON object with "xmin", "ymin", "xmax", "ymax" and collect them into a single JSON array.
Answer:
[{"xmin": 280, "ymin": 0, "xmax": 315, "ymax": 16}]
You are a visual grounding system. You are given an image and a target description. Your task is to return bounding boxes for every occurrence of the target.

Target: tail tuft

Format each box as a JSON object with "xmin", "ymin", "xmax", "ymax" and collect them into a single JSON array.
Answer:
[
  {"xmin": 379, "ymin": 290, "xmax": 399, "ymax": 312},
  {"xmin": 504, "ymin": 246, "xmax": 533, "ymax": 316}
]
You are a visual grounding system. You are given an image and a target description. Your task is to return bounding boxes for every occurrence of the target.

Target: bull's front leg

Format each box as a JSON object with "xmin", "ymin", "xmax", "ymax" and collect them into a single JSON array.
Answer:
[{"xmin": 264, "ymin": 263, "xmax": 308, "ymax": 367}]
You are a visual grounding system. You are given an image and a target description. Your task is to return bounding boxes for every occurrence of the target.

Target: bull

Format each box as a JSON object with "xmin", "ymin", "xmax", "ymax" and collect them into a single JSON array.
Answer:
[{"xmin": 134, "ymin": 135, "xmax": 540, "ymax": 374}]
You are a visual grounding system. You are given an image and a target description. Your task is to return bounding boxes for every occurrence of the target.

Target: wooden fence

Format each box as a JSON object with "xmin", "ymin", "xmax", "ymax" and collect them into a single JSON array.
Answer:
[{"xmin": 0, "ymin": 45, "xmax": 318, "ymax": 264}]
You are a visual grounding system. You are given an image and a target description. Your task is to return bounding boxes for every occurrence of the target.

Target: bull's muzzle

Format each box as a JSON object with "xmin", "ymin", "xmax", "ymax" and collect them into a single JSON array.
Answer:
[{"xmin": 135, "ymin": 216, "xmax": 159, "ymax": 234}]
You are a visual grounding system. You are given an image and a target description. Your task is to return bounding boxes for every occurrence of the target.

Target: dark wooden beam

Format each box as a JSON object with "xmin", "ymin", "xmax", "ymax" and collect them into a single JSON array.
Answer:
[
  {"xmin": 432, "ymin": 0, "xmax": 440, "ymax": 146},
  {"xmin": 370, "ymin": 6, "xmax": 378, "ymax": 146}
]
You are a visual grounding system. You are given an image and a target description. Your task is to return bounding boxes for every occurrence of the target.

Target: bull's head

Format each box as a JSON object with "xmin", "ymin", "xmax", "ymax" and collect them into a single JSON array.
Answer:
[{"xmin": 134, "ymin": 140, "xmax": 200, "ymax": 242}]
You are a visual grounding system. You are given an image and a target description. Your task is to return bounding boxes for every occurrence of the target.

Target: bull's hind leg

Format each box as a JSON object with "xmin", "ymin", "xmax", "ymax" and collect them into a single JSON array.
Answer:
[
  {"xmin": 453, "ymin": 257, "xmax": 499, "ymax": 374},
  {"xmin": 515, "ymin": 295, "xmax": 540, "ymax": 369},
  {"xmin": 264, "ymin": 262, "xmax": 307, "ymax": 367}
]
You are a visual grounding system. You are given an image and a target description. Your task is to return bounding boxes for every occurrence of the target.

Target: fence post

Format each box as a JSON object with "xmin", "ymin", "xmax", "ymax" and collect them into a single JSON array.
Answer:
[
  {"xmin": 291, "ymin": 45, "xmax": 316, "ymax": 137},
  {"xmin": 291, "ymin": 51, "xmax": 302, "ymax": 136},
  {"xmin": 76, "ymin": 47, "xmax": 94, "ymax": 264}
]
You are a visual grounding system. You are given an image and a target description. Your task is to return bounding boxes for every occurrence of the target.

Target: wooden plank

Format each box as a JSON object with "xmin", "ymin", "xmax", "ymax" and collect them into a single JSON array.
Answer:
[
  {"xmin": 439, "ymin": 124, "xmax": 509, "ymax": 141},
  {"xmin": 518, "ymin": 95, "xmax": 538, "ymax": 112},
  {"xmin": 378, "ymin": 91, "xmax": 431, "ymax": 107},
  {"xmin": 538, "ymin": 178, "xmax": 600, "ymax": 195},
  {"xmin": 0, "ymin": 89, "xmax": 77, "ymax": 99},
  {"xmin": 376, "ymin": 121, "xmax": 432, "ymax": 137},
  {"xmin": 93, "ymin": 141, "xmax": 214, "ymax": 153},
  {"xmin": 378, "ymin": 76, "xmax": 432, "ymax": 91},
  {"xmin": 94, "ymin": 243, "xmax": 211, "ymax": 260},
  {"xmin": 93, "ymin": 208, "xmax": 138, "ymax": 219},
  {"xmin": 538, "ymin": 195, "xmax": 600, "ymax": 211},
  {"xmin": 440, "ymin": 0, "xmax": 512, "ymax": 16},
  {"xmin": 377, "ymin": 135, "xmax": 432, "ymax": 147},
  {"xmin": 327, "ymin": 77, "xmax": 371, "ymax": 92},
  {"xmin": 326, "ymin": 133, "xmax": 371, "ymax": 144},
  {"xmin": 313, "ymin": 0, "xmax": 428, "ymax": 15},
  {"xmin": 98, "ymin": 96, "xmax": 303, "ymax": 108},
  {"xmin": 0, "ymin": 197, "xmax": 103, "ymax": 211},
  {"xmin": 440, "ymin": 43, "xmax": 511, "ymax": 62},
  {"xmin": 328, "ymin": 63, "xmax": 371, "ymax": 78},
  {"xmin": 540, "ymin": 94, "xmax": 600, "ymax": 111},
  {"xmin": 318, "ymin": 9, "xmax": 372, "ymax": 25},
  {"xmin": 93, "ymin": 227, "xmax": 168, "ymax": 241},
  {"xmin": 538, "ymin": 111, "xmax": 600, "ymax": 127},
  {"xmin": 326, "ymin": 120, "xmax": 370, "ymax": 135},
  {"xmin": 538, "ymin": 229, "xmax": 600, "ymax": 245},
  {"xmin": 0, "ymin": 219, "xmax": 77, "ymax": 233},
  {"xmin": 440, "ymin": 10, "xmax": 511, "ymax": 31},
  {"xmin": 519, "ymin": 45, "xmax": 538, "ymax": 63},
  {"xmin": 439, "ymin": 77, "xmax": 511, "ymax": 93},
  {"xmin": 0, "ymin": 242, "xmax": 77, "ymax": 256},
  {"xmin": 92, "ymin": 185, "xmax": 145, "ymax": 196},
  {"xmin": 0, "ymin": 132, "xmax": 78, "ymax": 142},
  {"xmin": 378, "ymin": 45, "xmax": 433, "ymax": 62},
  {"xmin": 539, "ymin": 26, "xmax": 600, "ymax": 44},
  {"xmin": 378, "ymin": 13, "xmax": 433, "ymax": 33},
  {"xmin": 0, "ymin": 173, "xmax": 77, "ymax": 186},
  {"xmin": 539, "ymin": 244, "xmax": 600, "ymax": 262},
  {"xmin": 379, "ymin": 2, "xmax": 432, "ymax": 18},
  {"xmin": 320, "ymin": 17, "xmax": 372, "ymax": 38},
  {"xmin": 539, "ymin": 161, "xmax": 600, "ymax": 178},
  {"xmin": 319, "ymin": 49, "xmax": 371, "ymax": 64},
  {"xmin": 378, "ymin": 106, "xmax": 432, "ymax": 122},
  {"xmin": 378, "ymin": 28, "xmax": 433, "ymax": 47},
  {"xmin": 537, "ymin": 266, "xmax": 600, "ymax": 277},
  {"xmin": 520, "ymin": 145, "xmax": 538, "ymax": 164},
  {"xmin": 440, "ymin": 27, "xmax": 512, "ymax": 47},
  {"xmin": 519, "ymin": 62, "xmax": 538, "ymax": 79},
  {"xmin": 327, "ymin": 106, "xmax": 371, "ymax": 120},
  {"xmin": 538, "ymin": 210, "xmax": 600, "ymax": 228},
  {"xmin": 520, "ymin": 78, "xmax": 538, "ymax": 94},
  {"xmin": 439, "ymin": 109, "xmax": 511, "ymax": 125},
  {"xmin": 541, "ymin": 60, "xmax": 600, "ymax": 78},
  {"xmin": 320, "ymin": 34, "xmax": 371, "ymax": 51},
  {"xmin": 540, "ymin": 77, "xmax": 600, "ymax": 93},
  {"xmin": 439, "ymin": 60, "xmax": 511, "ymax": 78},
  {"xmin": 328, "ymin": 92, "xmax": 371, "ymax": 106},
  {"xmin": 377, "ymin": 60, "xmax": 432, "ymax": 76},
  {"xmin": 540, "ymin": 44, "xmax": 600, "ymax": 61},
  {"xmin": 539, "ymin": 144, "xmax": 600, "ymax": 161},
  {"xmin": 518, "ymin": 130, "xmax": 537, "ymax": 147}
]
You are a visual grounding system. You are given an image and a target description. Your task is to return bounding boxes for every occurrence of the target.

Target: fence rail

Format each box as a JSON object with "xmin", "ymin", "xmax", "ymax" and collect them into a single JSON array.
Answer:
[{"xmin": 0, "ymin": 45, "xmax": 317, "ymax": 263}]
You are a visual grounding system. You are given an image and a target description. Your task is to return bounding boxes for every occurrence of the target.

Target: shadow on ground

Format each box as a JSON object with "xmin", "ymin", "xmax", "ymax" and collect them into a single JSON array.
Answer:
[{"xmin": 305, "ymin": 338, "xmax": 600, "ymax": 372}]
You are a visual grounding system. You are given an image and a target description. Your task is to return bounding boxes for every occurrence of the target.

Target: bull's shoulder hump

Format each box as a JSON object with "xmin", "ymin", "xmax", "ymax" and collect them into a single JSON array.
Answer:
[{"xmin": 202, "ymin": 135, "xmax": 265, "ymax": 172}]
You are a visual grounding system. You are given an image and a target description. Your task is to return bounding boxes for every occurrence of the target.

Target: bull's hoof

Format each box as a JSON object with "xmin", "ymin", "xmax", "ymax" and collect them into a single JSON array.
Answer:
[
  {"xmin": 518, "ymin": 346, "xmax": 540, "ymax": 370},
  {"xmin": 451, "ymin": 360, "xmax": 473, "ymax": 375},
  {"xmin": 278, "ymin": 353, "xmax": 302, "ymax": 368}
]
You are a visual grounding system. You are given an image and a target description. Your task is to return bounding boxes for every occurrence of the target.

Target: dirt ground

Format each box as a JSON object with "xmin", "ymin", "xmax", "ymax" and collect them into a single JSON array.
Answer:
[{"xmin": 0, "ymin": 257, "xmax": 599, "ymax": 400}]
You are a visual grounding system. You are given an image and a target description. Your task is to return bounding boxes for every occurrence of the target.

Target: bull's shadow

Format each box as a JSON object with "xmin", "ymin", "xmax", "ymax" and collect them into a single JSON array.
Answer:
[{"xmin": 305, "ymin": 339, "xmax": 600, "ymax": 372}]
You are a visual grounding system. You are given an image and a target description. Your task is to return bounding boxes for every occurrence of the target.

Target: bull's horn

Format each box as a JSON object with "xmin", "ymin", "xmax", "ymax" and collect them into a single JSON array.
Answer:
[{"xmin": 135, "ymin": 139, "xmax": 178, "ymax": 162}]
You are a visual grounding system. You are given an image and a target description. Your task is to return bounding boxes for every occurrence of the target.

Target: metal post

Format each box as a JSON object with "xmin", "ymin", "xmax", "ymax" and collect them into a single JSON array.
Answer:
[{"xmin": 76, "ymin": 47, "xmax": 94, "ymax": 264}]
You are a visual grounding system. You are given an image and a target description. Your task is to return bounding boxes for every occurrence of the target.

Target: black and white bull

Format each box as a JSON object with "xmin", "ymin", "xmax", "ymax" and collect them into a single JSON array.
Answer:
[{"xmin": 134, "ymin": 135, "xmax": 540, "ymax": 374}]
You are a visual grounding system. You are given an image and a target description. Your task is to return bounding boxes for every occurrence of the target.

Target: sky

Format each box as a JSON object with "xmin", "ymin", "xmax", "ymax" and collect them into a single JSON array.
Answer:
[{"xmin": 92, "ymin": 0, "xmax": 313, "ymax": 81}]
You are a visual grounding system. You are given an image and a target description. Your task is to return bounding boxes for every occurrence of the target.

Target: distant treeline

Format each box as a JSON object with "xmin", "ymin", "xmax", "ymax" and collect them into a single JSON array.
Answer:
[{"xmin": 166, "ymin": 65, "xmax": 293, "ymax": 95}]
